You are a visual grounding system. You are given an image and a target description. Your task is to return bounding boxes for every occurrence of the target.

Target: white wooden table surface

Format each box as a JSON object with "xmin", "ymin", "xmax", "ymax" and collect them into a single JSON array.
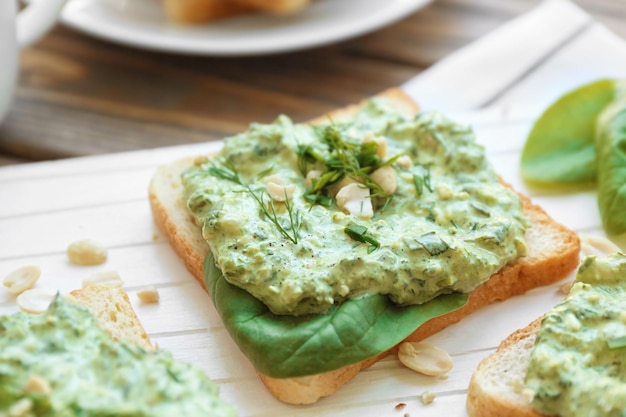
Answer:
[{"xmin": 1, "ymin": 1, "xmax": 625, "ymax": 416}]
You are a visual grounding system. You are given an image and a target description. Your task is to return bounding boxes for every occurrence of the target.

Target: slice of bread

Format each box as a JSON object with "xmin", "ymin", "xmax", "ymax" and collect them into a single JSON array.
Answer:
[
  {"xmin": 148, "ymin": 87, "xmax": 581, "ymax": 404},
  {"xmin": 240, "ymin": 0, "xmax": 310, "ymax": 14},
  {"xmin": 162, "ymin": 0, "xmax": 310, "ymax": 23},
  {"xmin": 162, "ymin": 0, "xmax": 254, "ymax": 23},
  {"xmin": 69, "ymin": 285, "xmax": 154, "ymax": 351},
  {"xmin": 466, "ymin": 317, "xmax": 545, "ymax": 417}
]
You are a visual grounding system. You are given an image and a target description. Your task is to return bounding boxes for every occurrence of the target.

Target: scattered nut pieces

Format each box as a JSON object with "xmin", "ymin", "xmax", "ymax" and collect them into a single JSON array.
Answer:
[
  {"xmin": 263, "ymin": 174, "xmax": 296, "ymax": 202},
  {"xmin": 559, "ymin": 280, "xmax": 574, "ymax": 295},
  {"xmin": 435, "ymin": 182, "xmax": 454, "ymax": 200},
  {"xmin": 8, "ymin": 398, "xmax": 34, "ymax": 417},
  {"xmin": 3, "ymin": 265, "xmax": 41, "ymax": 295},
  {"xmin": 266, "ymin": 181, "xmax": 296, "ymax": 202},
  {"xmin": 396, "ymin": 155, "xmax": 413, "ymax": 169},
  {"xmin": 16, "ymin": 288, "xmax": 56, "ymax": 314},
  {"xmin": 370, "ymin": 165, "xmax": 398, "ymax": 195},
  {"xmin": 67, "ymin": 239, "xmax": 108, "ymax": 266},
  {"xmin": 420, "ymin": 391, "xmax": 436, "ymax": 405},
  {"xmin": 579, "ymin": 233, "xmax": 622, "ymax": 256},
  {"xmin": 82, "ymin": 271, "xmax": 123, "ymax": 288},
  {"xmin": 336, "ymin": 182, "xmax": 373, "ymax": 219},
  {"xmin": 398, "ymin": 342, "xmax": 453, "ymax": 377},
  {"xmin": 137, "ymin": 286, "xmax": 160, "ymax": 304},
  {"xmin": 23, "ymin": 375, "xmax": 51, "ymax": 395},
  {"xmin": 327, "ymin": 176, "xmax": 356, "ymax": 198}
]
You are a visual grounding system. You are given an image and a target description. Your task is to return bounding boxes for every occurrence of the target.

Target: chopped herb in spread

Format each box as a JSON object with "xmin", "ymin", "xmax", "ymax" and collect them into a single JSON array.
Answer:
[
  {"xmin": 526, "ymin": 253, "xmax": 626, "ymax": 417},
  {"xmin": 182, "ymin": 99, "xmax": 528, "ymax": 316},
  {"xmin": 296, "ymin": 124, "xmax": 403, "ymax": 208},
  {"xmin": 0, "ymin": 295, "xmax": 237, "ymax": 417},
  {"xmin": 344, "ymin": 224, "xmax": 380, "ymax": 253}
]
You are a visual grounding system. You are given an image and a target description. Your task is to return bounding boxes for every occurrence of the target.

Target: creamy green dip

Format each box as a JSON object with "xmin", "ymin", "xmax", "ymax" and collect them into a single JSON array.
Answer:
[
  {"xmin": 183, "ymin": 99, "xmax": 528, "ymax": 316},
  {"xmin": 526, "ymin": 253, "xmax": 626, "ymax": 417},
  {"xmin": 0, "ymin": 295, "xmax": 237, "ymax": 417}
]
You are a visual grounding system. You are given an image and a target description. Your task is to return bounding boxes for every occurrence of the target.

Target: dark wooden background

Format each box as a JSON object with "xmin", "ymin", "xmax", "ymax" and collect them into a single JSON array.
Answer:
[{"xmin": 1, "ymin": 0, "xmax": 624, "ymax": 165}]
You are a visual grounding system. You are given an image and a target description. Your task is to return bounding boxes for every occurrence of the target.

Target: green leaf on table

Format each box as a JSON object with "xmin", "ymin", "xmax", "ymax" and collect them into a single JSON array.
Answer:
[
  {"xmin": 521, "ymin": 79, "xmax": 618, "ymax": 185},
  {"xmin": 595, "ymin": 97, "xmax": 626, "ymax": 235},
  {"xmin": 203, "ymin": 254, "xmax": 468, "ymax": 379}
]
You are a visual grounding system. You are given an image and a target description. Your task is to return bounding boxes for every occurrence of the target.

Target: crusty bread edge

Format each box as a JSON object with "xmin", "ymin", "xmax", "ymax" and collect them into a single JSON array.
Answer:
[
  {"xmin": 466, "ymin": 317, "xmax": 545, "ymax": 417},
  {"xmin": 148, "ymin": 88, "xmax": 580, "ymax": 404}
]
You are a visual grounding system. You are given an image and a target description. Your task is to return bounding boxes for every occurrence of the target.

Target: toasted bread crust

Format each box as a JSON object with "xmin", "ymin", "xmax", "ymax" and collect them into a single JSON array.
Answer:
[
  {"xmin": 148, "ymin": 88, "xmax": 580, "ymax": 404},
  {"xmin": 466, "ymin": 318, "xmax": 545, "ymax": 417}
]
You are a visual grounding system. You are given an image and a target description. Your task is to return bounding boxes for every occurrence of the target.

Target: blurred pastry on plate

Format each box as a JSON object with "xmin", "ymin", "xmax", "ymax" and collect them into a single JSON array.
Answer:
[{"xmin": 162, "ymin": 0, "xmax": 311, "ymax": 23}]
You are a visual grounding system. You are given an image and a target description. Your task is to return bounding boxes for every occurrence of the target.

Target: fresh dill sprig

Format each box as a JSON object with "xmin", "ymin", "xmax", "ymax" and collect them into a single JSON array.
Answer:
[
  {"xmin": 208, "ymin": 162, "xmax": 242, "ymax": 185},
  {"xmin": 296, "ymin": 144, "xmax": 325, "ymax": 176},
  {"xmin": 206, "ymin": 161, "xmax": 301, "ymax": 244},
  {"xmin": 413, "ymin": 165, "xmax": 433, "ymax": 196},
  {"xmin": 298, "ymin": 124, "xmax": 403, "ymax": 209},
  {"xmin": 247, "ymin": 188, "xmax": 301, "ymax": 244}
]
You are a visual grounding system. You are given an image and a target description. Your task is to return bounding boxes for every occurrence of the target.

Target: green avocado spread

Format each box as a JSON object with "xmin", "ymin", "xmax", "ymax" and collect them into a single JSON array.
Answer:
[
  {"xmin": 183, "ymin": 98, "xmax": 528, "ymax": 316},
  {"xmin": 526, "ymin": 253, "xmax": 626, "ymax": 417},
  {"xmin": 0, "ymin": 294, "xmax": 237, "ymax": 417}
]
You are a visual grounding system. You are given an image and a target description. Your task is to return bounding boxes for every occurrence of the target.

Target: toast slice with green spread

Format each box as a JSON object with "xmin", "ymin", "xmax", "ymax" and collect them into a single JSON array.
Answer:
[
  {"xmin": 148, "ymin": 88, "xmax": 581, "ymax": 404},
  {"xmin": 1, "ymin": 286, "xmax": 236, "ymax": 416},
  {"xmin": 468, "ymin": 253, "xmax": 626, "ymax": 417}
]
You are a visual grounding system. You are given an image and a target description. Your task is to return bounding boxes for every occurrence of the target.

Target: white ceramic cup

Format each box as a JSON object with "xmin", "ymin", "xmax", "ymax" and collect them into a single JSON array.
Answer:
[{"xmin": 0, "ymin": 0, "xmax": 68, "ymax": 125}]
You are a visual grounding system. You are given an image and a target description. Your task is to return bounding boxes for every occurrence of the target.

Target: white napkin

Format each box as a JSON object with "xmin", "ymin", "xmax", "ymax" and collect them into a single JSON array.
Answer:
[{"xmin": 402, "ymin": 0, "xmax": 626, "ymax": 113}]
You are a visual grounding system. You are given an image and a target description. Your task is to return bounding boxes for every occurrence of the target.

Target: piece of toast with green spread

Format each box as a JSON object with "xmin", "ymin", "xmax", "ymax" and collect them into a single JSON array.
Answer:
[
  {"xmin": 0, "ymin": 285, "xmax": 236, "ymax": 416},
  {"xmin": 467, "ymin": 253, "xmax": 626, "ymax": 417},
  {"xmin": 148, "ymin": 88, "xmax": 581, "ymax": 404}
]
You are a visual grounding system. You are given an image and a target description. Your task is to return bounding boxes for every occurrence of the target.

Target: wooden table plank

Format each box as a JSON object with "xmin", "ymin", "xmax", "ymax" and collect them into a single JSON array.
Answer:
[{"xmin": 0, "ymin": 0, "xmax": 624, "ymax": 164}]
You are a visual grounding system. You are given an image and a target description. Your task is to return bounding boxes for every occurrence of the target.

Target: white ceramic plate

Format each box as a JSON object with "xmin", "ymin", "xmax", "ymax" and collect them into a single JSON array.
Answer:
[{"xmin": 60, "ymin": 0, "xmax": 432, "ymax": 56}]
